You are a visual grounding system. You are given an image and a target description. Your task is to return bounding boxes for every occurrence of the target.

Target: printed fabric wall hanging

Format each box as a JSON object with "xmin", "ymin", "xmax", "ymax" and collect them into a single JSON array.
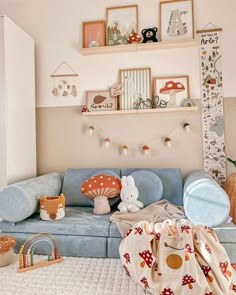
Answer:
[
  {"xmin": 197, "ymin": 26, "xmax": 226, "ymax": 186},
  {"xmin": 51, "ymin": 61, "xmax": 79, "ymax": 97}
]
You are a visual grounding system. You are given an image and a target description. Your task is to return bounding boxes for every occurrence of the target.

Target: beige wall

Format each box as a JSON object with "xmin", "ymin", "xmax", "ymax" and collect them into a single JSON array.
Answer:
[{"xmin": 36, "ymin": 98, "xmax": 235, "ymax": 177}]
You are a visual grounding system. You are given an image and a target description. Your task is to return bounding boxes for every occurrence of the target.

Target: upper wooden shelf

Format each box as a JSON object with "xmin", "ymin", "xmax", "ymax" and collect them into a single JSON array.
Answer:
[
  {"xmin": 80, "ymin": 39, "xmax": 197, "ymax": 56},
  {"xmin": 82, "ymin": 106, "xmax": 198, "ymax": 116}
]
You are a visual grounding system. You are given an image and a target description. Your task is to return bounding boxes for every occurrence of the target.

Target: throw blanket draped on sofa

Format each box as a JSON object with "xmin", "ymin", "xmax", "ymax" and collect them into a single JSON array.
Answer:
[{"xmin": 111, "ymin": 200, "xmax": 236, "ymax": 294}]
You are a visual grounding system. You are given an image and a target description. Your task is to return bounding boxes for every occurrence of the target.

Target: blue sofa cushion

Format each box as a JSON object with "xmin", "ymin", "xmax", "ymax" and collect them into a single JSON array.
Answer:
[
  {"xmin": 0, "ymin": 207, "xmax": 113, "ymax": 237},
  {"xmin": 129, "ymin": 170, "xmax": 163, "ymax": 206},
  {"xmin": 61, "ymin": 168, "xmax": 120, "ymax": 206},
  {"xmin": 0, "ymin": 173, "xmax": 62, "ymax": 223},
  {"xmin": 121, "ymin": 168, "xmax": 183, "ymax": 205}
]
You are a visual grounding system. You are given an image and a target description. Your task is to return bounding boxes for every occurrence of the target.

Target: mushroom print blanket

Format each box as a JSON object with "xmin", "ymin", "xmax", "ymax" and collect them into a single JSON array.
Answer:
[{"xmin": 119, "ymin": 219, "xmax": 236, "ymax": 295}]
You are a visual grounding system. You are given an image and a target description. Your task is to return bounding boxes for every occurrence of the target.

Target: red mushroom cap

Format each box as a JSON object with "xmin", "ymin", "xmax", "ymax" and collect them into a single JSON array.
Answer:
[
  {"xmin": 104, "ymin": 138, "xmax": 111, "ymax": 142},
  {"xmin": 182, "ymin": 274, "xmax": 196, "ymax": 286},
  {"xmin": 160, "ymin": 81, "xmax": 185, "ymax": 94},
  {"xmin": 143, "ymin": 145, "xmax": 150, "ymax": 150},
  {"xmin": 201, "ymin": 265, "xmax": 211, "ymax": 276},
  {"xmin": 122, "ymin": 145, "xmax": 128, "ymax": 149},
  {"xmin": 185, "ymin": 244, "xmax": 194, "ymax": 253},
  {"xmin": 164, "ymin": 137, "xmax": 171, "ymax": 142},
  {"xmin": 81, "ymin": 174, "xmax": 121, "ymax": 200},
  {"xmin": 127, "ymin": 32, "xmax": 141, "ymax": 43}
]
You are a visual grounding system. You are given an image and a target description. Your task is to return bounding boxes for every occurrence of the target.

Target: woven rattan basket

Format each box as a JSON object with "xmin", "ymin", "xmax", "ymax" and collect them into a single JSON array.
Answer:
[
  {"xmin": 40, "ymin": 193, "xmax": 65, "ymax": 221},
  {"xmin": 0, "ymin": 236, "xmax": 16, "ymax": 267},
  {"xmin": 224, "ymin": 173, "xmax": 236, "ymax": 224}
]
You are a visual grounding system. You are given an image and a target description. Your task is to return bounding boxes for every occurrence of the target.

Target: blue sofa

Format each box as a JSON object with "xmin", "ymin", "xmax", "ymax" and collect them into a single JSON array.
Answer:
[{"xmin": 0, "ymin": 168, "xmax": 235, "ymax": 262}]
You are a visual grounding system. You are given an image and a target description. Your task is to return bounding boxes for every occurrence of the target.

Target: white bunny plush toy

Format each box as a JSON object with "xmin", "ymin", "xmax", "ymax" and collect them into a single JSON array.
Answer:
[{"xmin": 118, "ymin": 176, "xmax": 144, "ymax": 213}]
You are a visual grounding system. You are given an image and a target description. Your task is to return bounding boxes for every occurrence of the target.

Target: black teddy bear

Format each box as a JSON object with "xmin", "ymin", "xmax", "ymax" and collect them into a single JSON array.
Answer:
[{"xmin": 141, "ymin": 27, "xmax": 158, "ymax": 43}]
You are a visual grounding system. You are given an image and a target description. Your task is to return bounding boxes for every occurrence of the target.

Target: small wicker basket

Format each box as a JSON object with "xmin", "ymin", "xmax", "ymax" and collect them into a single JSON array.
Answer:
[
  {"xmin": 40, "ymin": 193, "xmax": 65, "ymax": 221},
  {"xmin": 0, "ymin": 236, "xmax": 16, "ymax": 267}
]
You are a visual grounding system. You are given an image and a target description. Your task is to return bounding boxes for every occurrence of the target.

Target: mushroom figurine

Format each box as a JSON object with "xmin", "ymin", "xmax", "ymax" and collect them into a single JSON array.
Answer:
[
  {"xmin": 81, "ymin": 174, "xmax": 121, "ymax": 215},
  {"xmin": 122, "ymin": 145, "xmax": 128, "ymax": 156},
  {"xmin": 143, "ymin": 145, "xmax": 150, "ymax": 155},
  {"xmin": 127, "ymin": 32, "xmax": 142, "ymax": 44},
  {"xmin": 88, "ymin": 125, "xmax": 95, "ymax": 136},
  {"xmin": 183, "ymin": 123, "xmax": 191, "ymax": 133},
  {"xmin": 160, "ymin": 81, "xmax": 185, "ymax": 106},
  {"xmin": 182, "ymin": 274, "xmax": 196, "ymax": 289},
  {"xmin": 104, "ymin": 138, "xmax": 111, "ymax": 148},
  {"xmin": 164, "ymin": 137, "xmax": 171, "ymax": 148}
]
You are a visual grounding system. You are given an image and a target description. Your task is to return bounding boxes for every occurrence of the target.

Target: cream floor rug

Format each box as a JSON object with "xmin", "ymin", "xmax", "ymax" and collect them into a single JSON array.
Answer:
[{"xmin": 0, "ymin": 255, "xmax": 150, "ymax": 295}]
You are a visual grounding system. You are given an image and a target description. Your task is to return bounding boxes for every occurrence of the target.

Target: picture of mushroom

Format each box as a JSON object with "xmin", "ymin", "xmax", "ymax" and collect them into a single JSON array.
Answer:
[
  {"xmin": 122, "ymin": 145, "xmax": 128, "ymax": 156},
  {"xmin": 164, "ymin": 137, "xmax": 171, "ymax": 148},
  {"xmin": 143, "ymin": 145, "xmax": 150, "ymax": 155},
  {"xmin": 181, "ymin": 225, "xmax": 191, "ymax": 233},
  {"xmin": 124, "ymin": 228, "xmax": 132, "ymax": 237},
  {"xmin": 139, "ymin": 250, "xmax": 153, "ymax": 268},
  {"xmin": 182, "ymin": 274, "xmax": 196, "ymax": 289},
  {"xmin": 123, "ymin": 253, "xmax": 130, "ymax": 264},
  {"xmin": 81, "ymin": 174, "xmax": 121, "ymax": 214},
  {"xmin": 205, "ymin": 292, "xmax": 212, "ymax": 295},
  {"xmin": 160, "ymin": 288, "xmax": 175, "ymax": 295},
  {"xmin": 183, "ymin": 123, "xmax": 191, "ymax": 133},
  {"xmin": 219, "ymin": 261, "xmax": 232, "ymax": 279},
  {"xmin": 185, "ymin": 244, "xmax": 194, "ymax": 261},
  {"xmin": 127, "ymin": 32, "xmax": 141, "ymax": 43},
  {"xmin": 205, "ymin": 243, "xmax": 212, "ymax": 254},
  {"xmin": 104, "ymin": 138, "xmax": 111, "ymax": 148},
  {"xmin": 160, "ymin": 81, "xmax": 185, "ymax": 106},
  {"xmin": 134, "ymin": 227, "xmax": 143, "ymax": 235},
  {"xmin": 88, "ymin": 125, "xmax": 95, "ymax": 135},
  {"xmin": 140, "ymin": 277, "xmax": 149, "ymax": 289},
  {"xmin": 232, "ymin": 284, "xmax": 236, "ymax": 291},
  {"xmin": 201, "ymin": 265, "xmax": 214, "ymax": 282}
]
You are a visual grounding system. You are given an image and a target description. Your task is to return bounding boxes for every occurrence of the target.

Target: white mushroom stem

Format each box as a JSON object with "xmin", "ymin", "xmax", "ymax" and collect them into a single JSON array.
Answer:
[
  {"xmin": 165, "ymin": 141, "xmax": 171, "ymax": 148},
  {"xmin": 144, "ymin": 149, "xmax": 149, "ymax": 155},
  {"xmin": 169, "ymin": 90, "xmax": 177, "ymax": 106},
  {"xmin": 123, "ymin": 149, "xmax": 128, "ymax": 156},
  {"xmin": 93, "ymin": 196, "xmax": 110, "ymax": 215},
  {"xmin": 105, "ymin": 141, "xmax": 110, "ymax": 148},
  {"xmin": 185, "ymin": 125, "xmax": 191, "ymax": 133}
]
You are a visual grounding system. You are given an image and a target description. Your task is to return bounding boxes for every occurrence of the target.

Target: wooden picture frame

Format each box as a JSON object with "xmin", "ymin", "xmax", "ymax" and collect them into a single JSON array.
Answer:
[
  {"xmin": 159, "ymin": 0, "xmax": 194, "ymax": 42},
  {"xmin": 119, "ymin": 67, "xmax": 151, "ymax": 110},
  {"xmin": 153, "ymin": 75, "xmax": 190, "ymax": 107},
  {"xmin": 106, "ymin": 5, "xmax": 138, "ymax": 46},
  {"xmin": 86, "ymin": 90, "xmax": 117, "ymax": 112},
  {"xmin": 82, "ymin": 20, "xmax": 106, "ymax": 48}
]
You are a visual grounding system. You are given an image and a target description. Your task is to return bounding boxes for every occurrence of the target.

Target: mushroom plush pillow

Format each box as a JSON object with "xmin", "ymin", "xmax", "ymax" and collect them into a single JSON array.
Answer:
[{"xmin": 81, "ymin": 174, "xmax": 121, "ymax": 215}]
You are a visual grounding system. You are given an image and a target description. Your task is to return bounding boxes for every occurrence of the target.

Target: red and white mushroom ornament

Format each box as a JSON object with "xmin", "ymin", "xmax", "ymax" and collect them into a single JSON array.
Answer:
[
  {"xmin": 104, "ymin": 138, "xmax": 111, "ymax": 148},
  {"xmin": 160, "ymin": 81, "xmax": 185, "ymax": 106},
  {"xmin": 81, "ymin": 174, "xmax": 121, "ymax": 215},
  {"xmin": 143, "ymin": 145, "xmax": 150, "ymax": 155},
  {"xmin": 127, "ymin": 32, "xmax": 141, "ymax": 44}
]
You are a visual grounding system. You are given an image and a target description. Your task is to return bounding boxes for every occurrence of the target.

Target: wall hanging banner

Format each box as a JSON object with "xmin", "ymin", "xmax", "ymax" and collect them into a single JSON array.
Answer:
[{"xmin": 198, "ymin": 28, "xmax": 226, "ymax": 186}]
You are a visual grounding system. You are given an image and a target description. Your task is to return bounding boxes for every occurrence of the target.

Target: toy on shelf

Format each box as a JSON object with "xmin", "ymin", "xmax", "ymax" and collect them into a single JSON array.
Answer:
[
  {"xmin": 18, "ymin": 233, "xmax": 63, "ymax": 273},
  {"xmin": 0, "ymin": 236, "xmax": 16, "ymax": 267},
  {"xmin": 141, "ymin": 27, "xmax": 158, "ymax": 43}
]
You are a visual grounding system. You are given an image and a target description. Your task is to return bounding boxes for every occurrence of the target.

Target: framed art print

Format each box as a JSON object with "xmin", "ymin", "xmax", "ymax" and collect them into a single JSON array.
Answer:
[
  {"xmin": 153, "ymin": 75, "xmax": 190, "ymax": 107},
  {"xmin": 86, "ymin": 90, "xmax": 117, "ymax": 112},
  {"xmin": 119, "ymin": 67, "xmax": 151, "ymax": 110},
  {"xmin": 106, "ymin": 5, "xmax": 138, "ymax": 46},
  {"xmin": 160, "ymin": 0, "xmax": 194, "ymax": 41},
  {"xmin": 82, "ymin": 20, "xmax": 105, "ymax": 48}
]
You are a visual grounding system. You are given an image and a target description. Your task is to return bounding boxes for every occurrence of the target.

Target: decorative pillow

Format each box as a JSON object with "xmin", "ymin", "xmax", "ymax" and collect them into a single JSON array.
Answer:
[
  {"xmin": 81, "ymin": 174, "xmax": 121, "ymax": 215},
  {"xmin": 129, "ymin": 170, "xmax": 163, "ymax": 206},
  {"xmin": 184, "ymin": 171, "xmax": 230, "ymax": 227},
  {"xmin": 40, "ymin": 193, "xmax": 65, "ymax": 221},
  {"xmin": 0, "ymin": 173, "xmax": 62, "ymax": 223}
]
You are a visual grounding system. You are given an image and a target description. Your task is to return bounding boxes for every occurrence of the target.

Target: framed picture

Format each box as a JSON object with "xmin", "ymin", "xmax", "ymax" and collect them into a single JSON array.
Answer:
[
  {"xmin": 86, "ymin": 90, "xmax": 117, "ymax": 112},
  {"xmin": 106, "ymin": 5, "xmax": 138, "ymax": 46},
  {"xmin": 119, "ymin": 68, "xmax": 151, "ymax": 110},
  {"xmin": 82, "ymin": 20, "xmax": 105, "ymax": 48},
  {"xmin": 159, "ymin": 0, "xmax": 194, "ymax": 41},
  {"xmin": 153, "ymin": 75, "xmax": 190, "ymax": 107}
]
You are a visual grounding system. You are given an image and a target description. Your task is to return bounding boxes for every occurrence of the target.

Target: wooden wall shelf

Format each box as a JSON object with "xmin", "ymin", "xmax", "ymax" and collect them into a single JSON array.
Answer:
[
  {"xmin": 80, "ymin": 39, "xmax": 197, "ymax": 56},
  {"xmin": 82, "ymin": 106, "xmax": 198, "ymax": 116}
]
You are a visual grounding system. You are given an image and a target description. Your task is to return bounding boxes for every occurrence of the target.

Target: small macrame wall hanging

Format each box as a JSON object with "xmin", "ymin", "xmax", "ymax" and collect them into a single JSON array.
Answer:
[
  {"xmin": 51, "ymin": 61, "xmax": 79, "ymax": 97},
  {"xmin": 197, "ymin": 25, "xmax": 226, "ymax": 186}
]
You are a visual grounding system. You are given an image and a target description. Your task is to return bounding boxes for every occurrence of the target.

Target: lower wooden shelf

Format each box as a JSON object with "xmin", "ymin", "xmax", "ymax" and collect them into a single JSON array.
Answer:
[{"xmin": 82, "ymin": 106, "xmax": 198, "ymax": 116}]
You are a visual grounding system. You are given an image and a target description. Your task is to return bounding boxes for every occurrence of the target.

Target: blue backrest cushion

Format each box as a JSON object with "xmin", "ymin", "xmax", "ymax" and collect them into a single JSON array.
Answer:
[
  {"xmin": 62, "ymin": 168, "xmax": 121, "ymax": 206},
  {"xmin": 121, "ymin": 168, "xmax": 183, "ymax": 206}
]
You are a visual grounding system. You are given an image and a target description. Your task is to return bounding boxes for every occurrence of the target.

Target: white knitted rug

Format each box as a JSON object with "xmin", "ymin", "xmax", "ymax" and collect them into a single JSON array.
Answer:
[{"xmin": 0, "ymin": 255, "xmax": 150, "ymax": 295}]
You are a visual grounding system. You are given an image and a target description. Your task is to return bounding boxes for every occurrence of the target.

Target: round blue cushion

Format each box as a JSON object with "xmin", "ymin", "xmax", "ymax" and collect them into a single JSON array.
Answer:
[
  {"xmin": 184, "ymin": 172, "xmax": 230, "ymax": 227},
  {"xmin": 130, "ymin": 170, "xmax": 163, "ymax": 206}
]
